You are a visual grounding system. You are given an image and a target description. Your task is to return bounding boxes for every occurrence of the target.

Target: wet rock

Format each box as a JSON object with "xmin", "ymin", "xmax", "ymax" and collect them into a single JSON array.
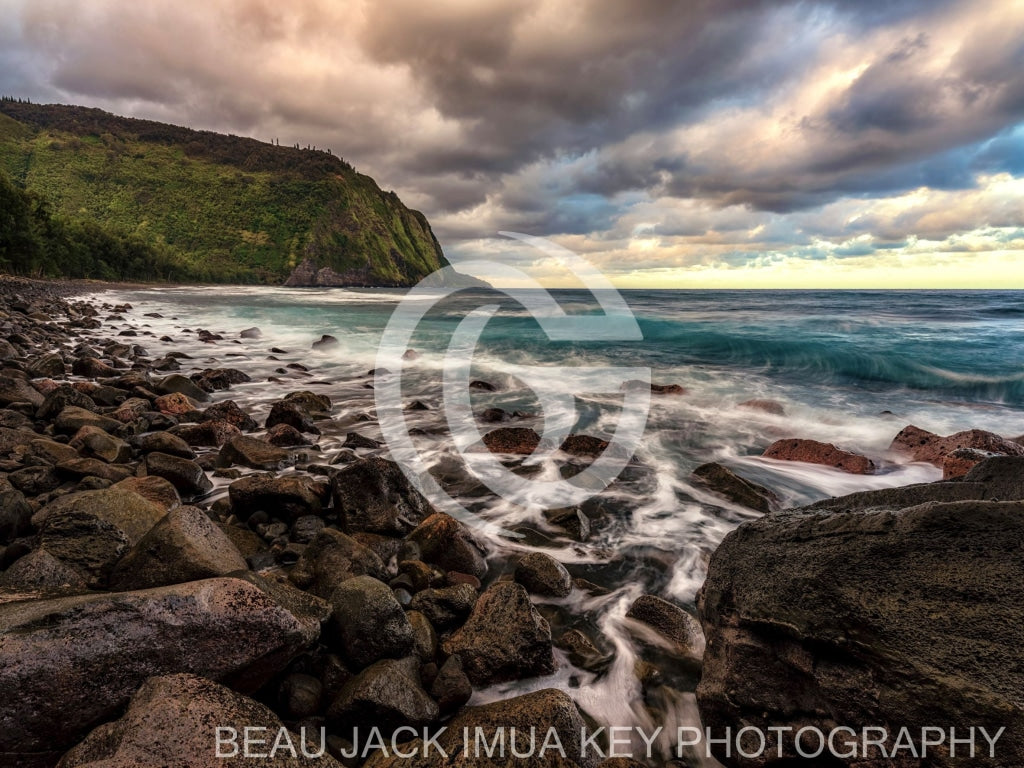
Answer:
[
  {"xmin": 556, "ymin": 629, "xmax": 609, "ymax": 672},
  {"xmin": 327, "ymin": 575, "xmax": 415, "ymax": 667},
  {"xmin": 240, "ymin": 326, "xmax": 262, "ymax": 338},
  {"xmin": 515, "ymin": 552, "xmax": 573, "ymax": 597},
  {"xmin": 143, "ymin": 452, "xmax": 213, "ymax": 498},
  {"xmin": 691, "ymin": 462, "xmax": 779, "ymax": 513},
  {"xmin": 267, "ymin": 400, "xmax": 321, "ymax": 434},
  {"xmin": 279, "ymin": 672, "xmax": 323, "ymax": 720},
  {"xmin": 56, "ymin": 458, "xmax": 133, "ymax": 484},
  {"xmin": 154, "ymin": 392, "xmax": 198, "ymax": 415},
  {"xmin": 228, "ymin": 474, "xmax": 323, "ymax": 520},
  {"xmin": 283, "ymin": 390, "xmax": 332, "ymax": 416},
  {"xmin": 763, "ymin": 438, "xmax": 875, "ymax": 474},
  {"xmin": 70, "ymin": 357, "xmax": 119, "ymax": 379},
  {"xmin": 33, "ymin": 487, "xmax": 166, "ymax": 548},
  {"xmin": 190, "ymin": 367, "xmax": 252, "ymax": 392},
  {"xmin": 111, "ymin": 397, "xmax": 150, "ymax": 423},
  {"xmin": 890, "ymin": 424, "xmax": 1024, "ymax": 466},
  {"xmin": 219, "ymin": 434, "xmax": 291, "ymax": 470},
  {"xmin": 0, "ymin": 548, "xmax": 87, "ymax": 590},
  {"xmin": 55, "ymin": 671, "xmax": 340, "ymax": 768},
  {"xmin": 404, "ymin": 689, "xmax": 593, "ymax": 768},
  {"xmin": 406, "ymin": 513, "xmax": 488, "ymax": 579},
  {"xmin": 408, "ymin": 583, "xmax": 478, "ymax": 628},
  {"xmin": 0, "ymin": 486, "xmax": 33, "ymax": 543},
  {"xmin": 37, "ymin": 386, "xmax": 98, "ymax": 421},
  {"xmin": 9, "ymin": 464, "xmax": 63, "ymax": 495},
  {"xmin": 266, "ymin": 422, "xmax": 311, "ymax": 446},
  {"xmin": 28, "ymin": 352, "xmax": 66, "ymax": 378},
  {"xmin": 69, "ymin": 425, "xmax": 132, "ymax": 463},
  {"xmin": 482, "ymin": 426, "xmax": 541, "ymax": 454},
  {"xmin": 408, "ymin": 610, "xmax": 438, "ymax": 662},
  {"xmin": 202, "ymin": 399, "xmax": 259, "ymax": 431},
  {"xmin": 313, "ymin": 334, "xmax": 339, "ymax": 350},
  {"xmin": 342, "ymin": 431, "xmax": 380, "ymax": 449},
  {"xmin": 622, "ymin": 380, "xmax": 686, "ymax": 395},
  {"xmin": 326, "ymin": 656, "xmax": 438, "ymax": 736},
  {"xmin": 738, "ymin": 398, "xmax": 786, "ymax": 415},
  {"xmin": 54, "ymin": 406, "xmax": 123, "ymax": 434},
  {"xmin": 171, "ymin": 419, "xmax": 241, "ymax": 447},
  {"xmin": 431, "ymin": 654, "xmax": 473, "ymax": 713},
  {"xmin": 291, "ymin": 515, "xmax": 325, "ymax": 544},
  {"xmin": 332, "ymin": 457, "xmax": 433, "ymax": 535},
  {"xmin": 130, "ymin": 430, "xmax": 195, "ymax": 458},
  {"xmin": 442, "ymin": 582, "xmax": 554, "ymax": 686},
  {"xmin": 943, "ymin": 447, "xmax": 999, "ymax": 479},
  {"xmin": 469, "ymin": 379, "xmax": 496, "ymax": 391},
  {"xmin": 543, "ymin": 507, "xmax": 590, "ymax": 541},
  {"xmin": 696, "ymin": 497, "xmax": 1024, "ymax": 768},
  {"xmin": 559, "ymin": 434, "xmax": 610, "ymax": 458},
  {"xmin": 626, "ymin": 594, "xmax": 703, "ymax": 658},
  {"xmin": 113, "ymin": 475, "xmax": 181, "ymax": 511},
  {"xmin": 289, "ymin": 528, "xmax": 385, "ymax": 598},
  {"xmin": 154, "ymin": 373, "xmax": 210, "ymax": 402},
  {"xmin": 109, "ymin": 505, "xmax": 248, "ymax": 590}
]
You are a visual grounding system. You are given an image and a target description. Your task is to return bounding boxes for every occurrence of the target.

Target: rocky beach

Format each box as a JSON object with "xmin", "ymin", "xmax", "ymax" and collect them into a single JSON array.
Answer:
[{"xmin": 1, "ymin": 275, "xmax": 1022, "ymax": 768}]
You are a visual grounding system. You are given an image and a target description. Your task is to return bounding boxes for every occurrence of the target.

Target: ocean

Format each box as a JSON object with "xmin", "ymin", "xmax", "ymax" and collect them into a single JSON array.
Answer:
[{"xmin": 89, "ymin": 285, "xmax": 1024, "ymax": 762}]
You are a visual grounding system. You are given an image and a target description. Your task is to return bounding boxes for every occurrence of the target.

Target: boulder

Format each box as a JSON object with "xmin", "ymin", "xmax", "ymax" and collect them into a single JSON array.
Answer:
[
  {"xmin": 27, "ymin": 437, "xmax": 80, "ymax": 465},
  {"xmin": 332, "ymin": 457, "xmax": 433, "ymax": 535},
  {"xmin": 54, "ymin": 406, "xmax": 123, "ymax": 434},
  {"xmin": 219, "ymin": 435, "xmax": 291, "ymax": 470},
  {"xmin": 202, "ymin": 399, "xmax": 259, "ymax": 431},
  {"xmin": 442, "ymin": 582, "xmax": 554, "ymax": 686},
  {"xmin": 190, "ymin": 367, "xmax": 252, "ymax": 392},
  {"xmin": 143, "ymin": 452, "xmax": 213, "ymax": 498},
  {"xmin": 0, "ymin": 577, "xmax": 325, "ymax": 761},
  {"xmin": 171, "ymin": 420, "xmax": 241, "ymax": 447},
  {"xmin": 154, "ymin": 373, "xmax": 210, "ymax": 402},
  {"xmin": 266, "ymin": 401, "xmax": 321, "ymax": 434},
  {"xmin": 408, "ymin": 583, "xmax": 478, "ymax": 628},
  {"xmin": 288, "ymin": 529, "xmax": 385, "ymax": 599},
  {"xmin": 763, "ymin": 438, "xmax": 875, "ymax": 474},
  {"xmin": 240, "ymin": 326, "xmax": 262, "ymax": 338},
  {"xmin": 890, "ymin": 424, "xmax": 1024, "ymax": 466},
  {"xmin": 625, "ymin": 594, "xmax": 703, "ymax": 659},
  {"xmin": 691, "ymin": 462, "xmax": 779, "ymax": 513},
  {"xmin": 515, "ymin": 551, "xmax": 573, "ymax": 597},
  {"xmin": 406, "ymin": 513, "xmax": 488, "ymax": 579},
  {"xmin": 28, "ymin": 352, "xmax": 66, "ymax": 378},
  {"xmin": 943, "ymin": 447, "xmax": 999, "ymax": 479},
  {"xmin": 430, "ymin": 654, "xmax": 473, "ymax": 713},
  {"xmin": 57, "ymin": 673, "xmax": 341, "ymax": 767},
  {"xmin": 326, "ymin": 656, "xmax": 439, "ymax": 736},
  {"xmin": 282, "ymin": 390, "xmax": 331, "ymax": 416},
  {"xmin": 55, "ymin": 458, "xmax": 133, "ymax": 484},
  {"xmin": 696, "ymin": 498, "xmax": 1024, "ymax": 767},
  {"xmin": 69, "ymin": 425, "xmax": 132, "ymax": 463},
  {"xmin": 228, "ymin": 474, "xmax": 323, "ymax": 520},
  {"xmin": 9, "ymin": 464, "xmax": 62, "ymax": 496},
  {"xmin": 37, "ymin": 385, "xmax": 97, "ymax": 420},
  {"xmin": 113, "ymin": 475, "xmax": 181, "ymax": 511},
  {"xmin": 109, "ymin": 505, "xmax": 248, "ymax": 590},
  {"xmin": 543, "ymin": 507, "xmax": 591, "ymax": 541},
  {"xmin": 266, "ymin": 423, "xmax": 311, "ymax": 446},
  {"xmin": 738, "ymin": 398, "xmax": 786, "ymax": 415},
  {"xmin": 482, "ymin": 427, "xmax": 541, "ymax": 455},
  {"xmin": 0, "ymin": 375, "xmax": 45, "ymax": 407},
  {"xmin": 33, "ymin": 487, "xmax": 166, "ymax": 548},
  {"xmin": 154, "ymin": 392, "xmax": 198, "ymax": 415},
  {"xmin": 131, "ymin": 431, "xmax": 195, "ymax": 458},
  {"xmin": 559, "ymin": 434, "xmax": 610, "ymax": 458},
  {"xmin": 312, "ymin": 334, "xmax": 338, "ymax": 350},
  {"xmin": 71, "ymin": 357, "xmax": 119, "ymax": 378},
  {"xmin": 0, "ymin": 485, "xmax": 33, "ymax": 543},
  {"xmin": 0, "ymin": 549, "xmax": 87, "ymax": 590},
  {"xmin": 327, "ymin": 575, "xmax": 415, "ymax": 667}
]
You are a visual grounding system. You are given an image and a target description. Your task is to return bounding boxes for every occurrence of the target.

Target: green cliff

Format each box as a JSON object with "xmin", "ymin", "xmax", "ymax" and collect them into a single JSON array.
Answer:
[{"xmin": 0, "ymin": 99, "xmax": 449, "ymax": 285}]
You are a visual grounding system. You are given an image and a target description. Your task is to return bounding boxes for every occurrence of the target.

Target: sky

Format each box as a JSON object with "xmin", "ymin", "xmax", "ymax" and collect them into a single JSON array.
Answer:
[{"xmin": 1, "ymin": 0, "xmax": 1023, "ymax": 288}]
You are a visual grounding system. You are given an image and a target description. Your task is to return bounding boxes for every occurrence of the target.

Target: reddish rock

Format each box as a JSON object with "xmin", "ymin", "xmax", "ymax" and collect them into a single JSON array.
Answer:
[
  {"xmin": 153, "ymin": 392, "xmax": 196, "ymax": 416},
  {"xmin": 559, "ymin": 434, "xmax": 609, "ymax": 458},
  {"xmin": 890, "ymin": 424, "xmax": 1024, "ymax": 467},
  {"xmin": 763, "ymin": 438, "xmax": 875, "ymax": 474},
  {"xmin": 169, "ymin": 420, "xmax": 241, "ymax": 447},
  {"xmin": 265, "ymin": 423, "xmax": 311, "ymax": 447},
  {"xmin": 942, "ymin": 448, "xmax": 1000, "ymax": 480},
  {"xmin": 112, "ymin": 398, "xmax": 150, "ymax": 424},
  {"xmin": 481, "ymin": 427, "xmax": 541, "ymax": 455},
  {"xmin": 622, "ymin": 380, "xmax": 687, "ymax": 395}
]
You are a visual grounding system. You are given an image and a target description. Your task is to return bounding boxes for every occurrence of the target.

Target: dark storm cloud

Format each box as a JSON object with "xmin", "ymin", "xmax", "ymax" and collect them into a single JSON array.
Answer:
[{"xmin": 0, "ymin": 0, "xmax": 1021, "ymax": 265}]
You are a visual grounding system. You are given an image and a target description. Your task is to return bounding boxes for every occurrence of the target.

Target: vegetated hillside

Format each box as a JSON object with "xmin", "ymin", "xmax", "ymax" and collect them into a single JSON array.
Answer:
[{"xmin": 0, "ymin": 99, "xmax": 447, "ymax": 284}]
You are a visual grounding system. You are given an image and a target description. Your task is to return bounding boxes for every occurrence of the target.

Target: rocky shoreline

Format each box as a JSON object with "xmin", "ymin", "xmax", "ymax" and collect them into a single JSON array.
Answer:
[{"xmin": 1, "ymin": 274, "xmax": 1021, "ymax": 767}]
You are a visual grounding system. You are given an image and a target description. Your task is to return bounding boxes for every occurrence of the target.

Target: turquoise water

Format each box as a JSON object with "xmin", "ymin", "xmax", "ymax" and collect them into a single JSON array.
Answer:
[{"xmin": 91, "ymin": 285, "xmax": 1024, "ymax": 761}]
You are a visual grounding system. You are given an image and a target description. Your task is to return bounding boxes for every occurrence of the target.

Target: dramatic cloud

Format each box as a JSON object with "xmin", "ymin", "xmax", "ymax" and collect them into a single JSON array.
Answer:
[{"xmin": 1, "ymin": 0, "xmax": 1022, "ymax": 286}]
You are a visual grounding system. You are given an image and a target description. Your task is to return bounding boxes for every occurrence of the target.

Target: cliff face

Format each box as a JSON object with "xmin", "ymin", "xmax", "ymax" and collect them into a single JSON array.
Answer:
[{"xmin": 0, "ymin": 100, "xmax": 448, "ymax": 285}]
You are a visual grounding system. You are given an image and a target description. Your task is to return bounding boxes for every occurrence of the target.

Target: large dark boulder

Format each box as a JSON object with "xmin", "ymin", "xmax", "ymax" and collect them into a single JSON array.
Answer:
[
  {"xmin": 327, "ymin": 575, "xmax": 414, "ymax": 667},
  {"xmin": 691, "ymin": 462, "xmax": 779, "ymax": 513},
  {"xmin": 219, "ymin": 435, "xmax": 291, "ymax": 470},
  {"xmin": 406, "ymin": 512, "xmax": 488, "ymax": 579},
  {"xmin": 441, "ymin": 581, "xmax": 554, "ymax": 686},
  {"xmin": 288, "ymin": 528, "xmax": 385, "ymax": 599},
  {"xmin": 890, "ymin": 424, "xmax": 1024, "ymax": 466},
  {"xmin": 0, "ymin": 577, "xmax": 326, "ymax": 763},
  {"xmin": 326, "ymin": 656, "xmax": 439, "ymax": 737},
  {"xmin": 57, "ymin": 673, "xmax": 341, "ymax": 767},
  {"xmin": 696, "ymin": 495, "xmax": 1024, "ymax": 767},
  {"xmin": 332, "ymin": 457, "xmax": 434, "ymax": 536},
  {"xmin": 228, "ymin": 474, "xmax": 323, "ymax": 520}
]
